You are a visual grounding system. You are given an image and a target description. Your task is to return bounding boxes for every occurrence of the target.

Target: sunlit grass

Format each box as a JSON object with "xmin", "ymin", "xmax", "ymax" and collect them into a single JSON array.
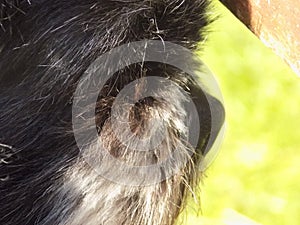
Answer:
[{"xmin": 184, "ymin": 1, "xmax": 300, "ymax": 225}]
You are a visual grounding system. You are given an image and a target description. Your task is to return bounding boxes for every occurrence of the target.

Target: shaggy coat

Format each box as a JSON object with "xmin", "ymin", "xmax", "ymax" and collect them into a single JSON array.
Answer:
[{"xmin": 0, "ymin": 1, "xmax": 224, "ymax": 225}]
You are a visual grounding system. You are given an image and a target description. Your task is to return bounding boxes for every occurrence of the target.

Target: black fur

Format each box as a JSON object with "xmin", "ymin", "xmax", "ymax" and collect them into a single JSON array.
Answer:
[{"xmin": 0, "ymin": 1, "xmax": 224, "ymax": 225}]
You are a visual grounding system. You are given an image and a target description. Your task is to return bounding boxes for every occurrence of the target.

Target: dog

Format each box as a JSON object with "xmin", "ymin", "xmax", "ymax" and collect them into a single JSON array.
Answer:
[{"xmin": 0, "ymin": 1, "xmax": 224, "ymax": 224}]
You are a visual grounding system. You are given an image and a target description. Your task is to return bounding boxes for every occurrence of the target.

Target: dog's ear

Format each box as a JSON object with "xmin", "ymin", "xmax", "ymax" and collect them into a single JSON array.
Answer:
[{"xmin": 187, "ymin": 76, "xmax": 225, "ymax": 168}]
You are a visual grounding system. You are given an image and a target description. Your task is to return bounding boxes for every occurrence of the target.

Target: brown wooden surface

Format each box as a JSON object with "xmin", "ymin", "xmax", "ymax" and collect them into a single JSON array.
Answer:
[{"xmin": 220, "ymin": 0, "xmax": 300, "ymax": 76}]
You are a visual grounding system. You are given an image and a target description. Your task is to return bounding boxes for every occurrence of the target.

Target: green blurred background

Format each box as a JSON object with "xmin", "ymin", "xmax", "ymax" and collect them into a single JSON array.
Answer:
[{"xmin": 183, "ymin": 1, "xmax": 300, "ymax": 225}]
